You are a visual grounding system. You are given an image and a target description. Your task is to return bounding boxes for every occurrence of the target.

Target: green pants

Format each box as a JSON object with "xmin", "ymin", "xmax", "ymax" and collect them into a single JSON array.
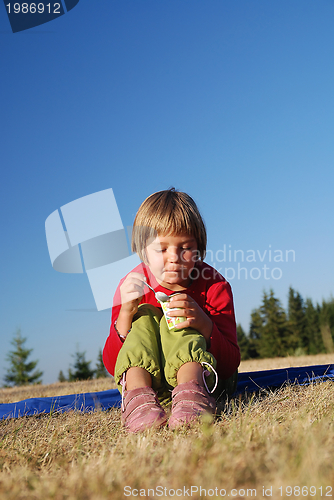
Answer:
[{"xmin": 114, "ymin": 304, "xmax": 217, "ymax": 400}]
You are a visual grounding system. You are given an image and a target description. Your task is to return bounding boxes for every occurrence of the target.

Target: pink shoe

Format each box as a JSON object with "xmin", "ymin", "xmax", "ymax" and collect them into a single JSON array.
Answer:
[
  {"xmin": 121, "ymin": 386, "xmax": 168, "ymax": 433},
  {"xmin": 168, "ymin": 380, "xmax": 216, "ymax": 430}
]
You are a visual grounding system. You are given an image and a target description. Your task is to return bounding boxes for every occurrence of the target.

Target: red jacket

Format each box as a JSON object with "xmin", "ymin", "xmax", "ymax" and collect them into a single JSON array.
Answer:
[{"xmin": 103, "ymin": 261, "xmax": 240, "ymax": 380}]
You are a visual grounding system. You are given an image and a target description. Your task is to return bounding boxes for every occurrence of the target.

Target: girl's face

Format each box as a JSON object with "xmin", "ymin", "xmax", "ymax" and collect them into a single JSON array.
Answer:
[{"xmin": 145, "ymin": 233, "xmax": 198, "ymax": 290}]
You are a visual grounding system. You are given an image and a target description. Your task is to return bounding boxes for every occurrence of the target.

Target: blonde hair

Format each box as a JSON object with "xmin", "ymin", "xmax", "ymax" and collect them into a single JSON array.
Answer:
[{"xmin": 132, "ymin": 188, "xmax": 207, "ymax": 262}]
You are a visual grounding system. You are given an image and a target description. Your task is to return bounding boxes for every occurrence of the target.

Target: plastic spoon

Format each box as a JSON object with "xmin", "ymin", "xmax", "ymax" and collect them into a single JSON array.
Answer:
[{"xmin": 144, "ymin": 281, "xmax": 169, "ymax": 302}]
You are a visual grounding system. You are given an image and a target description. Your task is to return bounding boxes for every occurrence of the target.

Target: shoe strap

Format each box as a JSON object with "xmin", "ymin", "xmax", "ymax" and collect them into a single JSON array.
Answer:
[
  {"xmin": 120, "ymin": 372, "xmax": 126, "ymax": 412},
  {"xmin": 201, "ymin": 362, "xmax": 218, "ymax": 394}
]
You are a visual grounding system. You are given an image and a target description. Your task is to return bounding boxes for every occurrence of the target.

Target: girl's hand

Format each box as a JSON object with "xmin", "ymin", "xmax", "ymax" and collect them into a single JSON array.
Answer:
[
  {"xmin": 119, "ymin": 272, "xmax": 146, "ymax": 315},
  {"xmin": 166, "ymin": 294, "xmax": 213, "ymax": 342},
  {"xmin": 116, "ymin": 273, "xmax": 147, "ymax": 337}
]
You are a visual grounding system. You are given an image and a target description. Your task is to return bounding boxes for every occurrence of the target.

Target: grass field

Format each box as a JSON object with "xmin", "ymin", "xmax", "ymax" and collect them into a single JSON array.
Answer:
[{"xmin": 0, "ymin": 354, "xmax": 333, "ymax": 500}]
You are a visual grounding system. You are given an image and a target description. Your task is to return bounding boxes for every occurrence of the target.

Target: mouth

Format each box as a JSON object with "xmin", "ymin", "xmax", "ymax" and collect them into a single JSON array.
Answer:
[
  {"xmin": 164, "ymin": 268, "xmax": 186, "ymax": 274},
  {"xmin": 164, "ymin": 268, "xmax": 189, "ymax": 279}
]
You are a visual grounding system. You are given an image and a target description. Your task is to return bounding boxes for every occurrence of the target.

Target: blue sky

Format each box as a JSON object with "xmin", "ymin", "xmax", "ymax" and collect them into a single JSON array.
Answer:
[{"xmin": 1, "ymin": 0, "xmax": 334, "ymax": 385}]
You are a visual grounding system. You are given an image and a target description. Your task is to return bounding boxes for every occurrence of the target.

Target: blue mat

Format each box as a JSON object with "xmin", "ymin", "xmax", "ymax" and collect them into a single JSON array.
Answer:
[
  {"xmin": 1, "ymin": 364, "xmax": 333, "ymax": 420},
  {"xmin": 235, "ymin": 363, "xmax": 334, "ymax": 395},
  {"xmin": 0, "ymin": 389, "xmax": 122, "ymax": 420}
]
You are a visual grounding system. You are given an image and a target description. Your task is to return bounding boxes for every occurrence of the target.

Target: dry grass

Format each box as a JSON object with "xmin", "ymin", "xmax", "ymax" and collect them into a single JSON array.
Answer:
[
  {"xmin": 0, "ymin": 356, "xmax": 333, "ymax": 500},
  {"xmin": 239, "ymin": 353, "xmax": 334, "ymax": 373},
  {"xmin": 0, "ymin": 378, "xmax": 117, "ymax": 405}
]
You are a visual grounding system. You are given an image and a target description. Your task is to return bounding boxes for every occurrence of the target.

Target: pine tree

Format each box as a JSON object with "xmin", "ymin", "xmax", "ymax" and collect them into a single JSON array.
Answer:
[
  {"xmin": 256, "ymin": 290, "xmax": 289, "ymax": 358},
  {"xmin": 320, "ymin": 297, "xmax": 334, "ymax": 328},
  {"xmin": 248, "ymin": 309, "xmax": 263, "ymax": 359},
  {"xmin": 58, "ymin": 370, "xmax": 67, "ymax": 382},
  {"xmin": 236, "ymin": 324, "xmax": 250, "ymax": 360},
  {"xmin": 95, "ymin": 348, "xmax": 108, "ymax": 378},
  {"xmin": 304, "ymin": 299, "xmax": 324, "ymax": 354},
  {"xmin": 287, "ymin": 287, "xmax": 307, "ymax": 354},
  {"xmin": 319, "ymin": 299, "xmax": 334, "ymax": 353},
  {"xmin": 4, "ymin": 329, "xmax": 43, "ymax": 387},
  {"xmin": 68, "ymin": 349, "xmax": 95, "ymax": 381},
  {"xmin": 244, "ymin": 289, "xmax": 334, "ymax": 359}
]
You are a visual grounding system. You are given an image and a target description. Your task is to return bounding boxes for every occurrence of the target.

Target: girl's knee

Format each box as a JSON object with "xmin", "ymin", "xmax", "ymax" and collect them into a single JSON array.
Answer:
[{"xmin": 134, "ymin": 303, "xmax": 163, "ymax": 320}]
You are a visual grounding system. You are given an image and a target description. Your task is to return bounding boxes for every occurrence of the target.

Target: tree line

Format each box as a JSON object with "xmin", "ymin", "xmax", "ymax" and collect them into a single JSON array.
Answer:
[
  {"xmin": 2, "ymin": 329, "xmax": 108, "ymax": 387},
  {"xmin": 238, "ymin": 287, "xmax": 334, "ymax": 360},
  {"xmin": 3, "ymin": 287, "xmax": 334, "ymax": 386}
]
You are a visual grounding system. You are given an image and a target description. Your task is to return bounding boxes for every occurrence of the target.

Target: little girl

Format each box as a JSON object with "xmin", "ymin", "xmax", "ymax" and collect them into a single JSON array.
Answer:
[{"xmin": 103, "ymin": 188, "xmax": 240, "ymax": 432}]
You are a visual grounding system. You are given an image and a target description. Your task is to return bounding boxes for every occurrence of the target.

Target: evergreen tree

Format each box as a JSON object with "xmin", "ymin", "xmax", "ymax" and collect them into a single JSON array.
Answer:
[
  {"xmin": 287, "ymin": 287, "xmax": 307, "ymax": 354},
  {"xmin": 4, "ymin": 329, "xmax": 43, "ymax": 387},
  {"xmin": 319, "ymin": 298, "xmax": 334, "ymax": 353},
  {"xmin": 320, "ymin": 297, "xmax": 334, "ymax": 328},
  {"xmin": 304, "ymin": 299, "xmax": 324, "ymax": 354},
  {"xmin": 236, "ymin": 324, "xmax": 250, "ymax": 360},
  {"xmin": 95, "ymin": 348, "xmax": 108, "ymax": 378},
  {"xmin": 244, "ymin": 289, "xmax": 334, "ymax": 359},
  {"xmin": 256, "ymin": 290, "xmax": 290, "ymax": 358},
  {"xmin": 58, "ymin": 370, "xmax": 67, "ymax": 382},
  {"xmin": 248, "ymin": 309, "xmax": 263, "ymax": 359},
  {"xmin": 68, "ymin": 349, "xmax": 95, "ymax": 381}
]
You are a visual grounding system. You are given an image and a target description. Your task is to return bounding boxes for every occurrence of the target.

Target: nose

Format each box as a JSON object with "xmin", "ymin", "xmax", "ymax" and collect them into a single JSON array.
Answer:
[{"xmin": 167, "ymin": 247, "xmax": 179, "ymax": 262}]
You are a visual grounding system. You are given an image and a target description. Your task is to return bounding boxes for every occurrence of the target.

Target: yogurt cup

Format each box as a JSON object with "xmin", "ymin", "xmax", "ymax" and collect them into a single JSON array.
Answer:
[{"xmin": 159, "ymin": 293, "xmax": 186, "ymax": 330}]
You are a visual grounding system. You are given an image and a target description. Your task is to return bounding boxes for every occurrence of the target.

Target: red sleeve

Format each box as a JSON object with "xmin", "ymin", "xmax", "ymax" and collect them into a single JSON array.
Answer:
[
  {"xmin": 102, "ymin": 279, "xmax": 124, "ymax": 376},
  {"xmin": 205, "ymin": 281, "xmax": 240, "ymax": 380},
  {"xmin": 102, "ymin": 263, "xmax": 156, "ymax": 376}
]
